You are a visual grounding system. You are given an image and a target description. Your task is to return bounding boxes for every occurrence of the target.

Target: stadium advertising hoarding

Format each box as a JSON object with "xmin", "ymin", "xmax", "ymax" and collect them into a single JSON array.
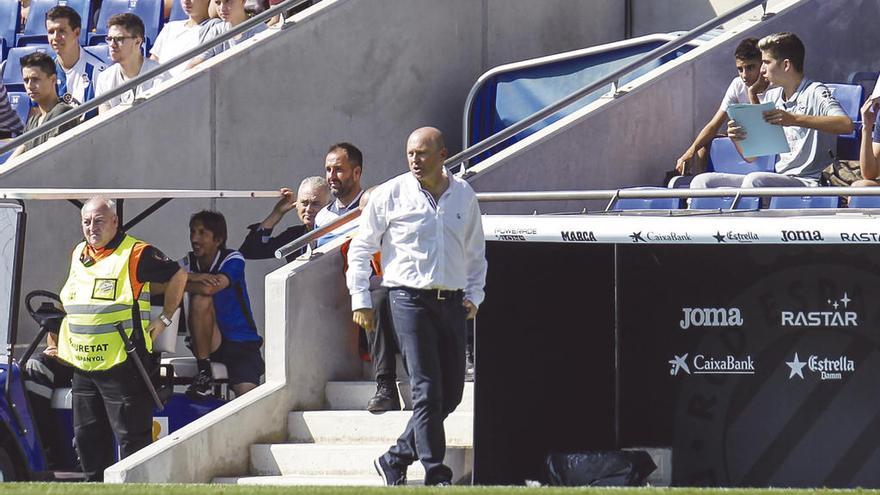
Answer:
[{"xmin": 477, "ymin": 222, "xmax": 880, "ymax": 487}]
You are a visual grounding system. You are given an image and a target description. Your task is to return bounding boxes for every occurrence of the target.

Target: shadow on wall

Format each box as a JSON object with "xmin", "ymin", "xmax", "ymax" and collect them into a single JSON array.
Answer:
[{"xmin": 631, "ymin": 0, "xmax": 728, "ymax": 36}]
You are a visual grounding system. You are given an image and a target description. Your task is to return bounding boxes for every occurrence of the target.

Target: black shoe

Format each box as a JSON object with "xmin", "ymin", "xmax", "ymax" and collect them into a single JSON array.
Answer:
[
  {"xmin": 367, "ymin": 380, "xmax": 401, "ymax": 413},
  {"xmin": 374, "ymin": 455, "xmax": 406, "ymax": 486},
  {"xmin": 185, "ymin": 370, "xmax": 214, "ymax": 400}
]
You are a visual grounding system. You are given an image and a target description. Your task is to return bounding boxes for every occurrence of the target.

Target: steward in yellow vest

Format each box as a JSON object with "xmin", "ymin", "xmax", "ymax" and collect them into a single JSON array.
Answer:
[{"xmin": 58, "ymin": 198, "xmax": 187, "ymax": 482}]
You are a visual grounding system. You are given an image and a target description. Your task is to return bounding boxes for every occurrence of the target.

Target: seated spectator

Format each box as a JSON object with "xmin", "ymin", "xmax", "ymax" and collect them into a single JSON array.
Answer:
[
  {"xmin": 0, "ymin": 82, "xmax": 25, "ymax": 138},
  {"xmin": 240, "ymin": 176, "xmax": 330, "ymax": 262},
  {"xmin": 95, "ymin": 13, "xmax": 169, "ymax": 114},
  {"xmin": 10, "ymin": 52, "xmax": 79, "ymax": 159},
  {"xmin": 676, "ymin": 38, "xmax": 766, "ymax": 175},
  {"xmin": 46, "ymin": 6, "xmax": 108, "ymax": 107},
  {"xmin": 691, "ymin": 32, "xmax": 853, "ymax": 189},
  {"xmin": 852, "ymin": 95, "xmax": 880, "ymax": 186},
  {"xmin": 187, "ymin": 0, "xmax": 268, "ymax": 68},
  {"xmin": 150, "ymin": 0, "xmax": 221, "ymax": 78},
  {"xmin": 180, "ymin": 210, "xmax": 264, "ymax": 399}
]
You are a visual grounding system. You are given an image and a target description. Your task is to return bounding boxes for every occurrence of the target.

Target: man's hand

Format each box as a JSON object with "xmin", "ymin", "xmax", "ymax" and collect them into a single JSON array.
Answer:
[
  {"xmin": 353, "ymin": 308, "xmax": 375, "ymax": 331},
  {"xmin": 727, "ymin": 119, "xmax": 747, "ymax": 141},
  {"xmin": 463, "ymin": 299, "xmax": 478, "ymax": 320},
  {"xmin": 43, "ymin": 345, "xmax": 57, "ymax": 357},
  {"xmin": 192, "ymin": 273, "xmax": 224, "ymax": 287},
  {"xmin": 748, "ymin": 74, "xmax": 770, "ymax": 98},
  {"xmin": 675, "ymin": 150, "xmax": 693, "ymax": 175},
  {"xmin": 272, "ymin": 187, "xmax": 296, "ymax": 216},
  {"xmin": 147, "ymin": 316, "xmax": 166, "ymax": 341},
  {"xmin": 763, "ymin": 108, "xmax": 796, "ymax": 127},
  {"xmin": 861, "ymin": 96, "xmax": 880, "ymax": 130}
]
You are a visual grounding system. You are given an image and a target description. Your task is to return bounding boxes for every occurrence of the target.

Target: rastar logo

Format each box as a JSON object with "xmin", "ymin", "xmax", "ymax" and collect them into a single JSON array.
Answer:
[
  {"xmin": 560, "ymin": 231, "xmax": 597, "ymax": 242},
  {"xmin": 669, "ymin": 353, "xmax": 755, "ymax": 376},
  {"xmin": 786, "ymin": 353, "xmax": 855, "ymax": 381},
  {"xmin": 839, "ymin": 232, "xmax": 880, "ymax": 242},
  {"xmin": 780, "ymin": 291, "xmax": 857, "ymax": 327},
  {"xmin": 780, "ymin": 230, "xmax": 824, "ymax": 242},
  {"xmin": 679, "ymin": 307, "xmax": 744, "ymax": 329}
]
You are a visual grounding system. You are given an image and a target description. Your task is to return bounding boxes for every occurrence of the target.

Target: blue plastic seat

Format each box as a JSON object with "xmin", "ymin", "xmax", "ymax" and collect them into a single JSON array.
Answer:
[
  {"xmin": 18, "ymin": 0, "xmax": 91, "ymax": 46},
  {"xmin": 708, "ymin": 137, "xmax": 776, "ymax": 174},
  {"xmin": 688, "ymin": 196, "xmax": 760, "ymax": 210},
  {"xmin": 3, "ymin": 44, "xmax": 52, "ymax": 91},
  {"xmin": 89, "ymin": 0, "xmax": 164, "ymax": 49},
  {"xmin": 847, "ymin": 195, "xmax": 880, "ymax": 208},
  {"xmin": 0, "ymin": 0, "xmax": 20, "ymax": 59},
  {"xmin": 613, "ymin": 187, "xmax": 682, "ymax": 210},
  {"xmin": 768, "ymin": 196, "xmax": 840, "ymax": 209},
  {"xmin": 827, "ymin": 83, "xmax": 863, "ymax": 160},
  {"xmin": 169, "ymin": 0, "xmax": 187, "ymax": 22},
  {"xmin": 6, "ymin": 91, "xmax": 30, "ymax": 126}
]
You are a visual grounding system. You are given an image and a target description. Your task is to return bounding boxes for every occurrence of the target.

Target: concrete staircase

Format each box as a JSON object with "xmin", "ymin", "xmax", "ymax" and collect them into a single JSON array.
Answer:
[{"xmin": 213, "ymin": 380, "xmax": 474, "ymax": 485}]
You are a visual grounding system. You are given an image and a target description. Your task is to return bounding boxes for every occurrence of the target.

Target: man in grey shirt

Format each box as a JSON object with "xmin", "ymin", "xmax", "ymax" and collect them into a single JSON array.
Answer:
[
  {"xmin": 10, "ymin": 52, "xmax": 78, "ymax": 159},
  {"xmin": 188, "ymin": 0, "xmax": 267, "ymax": 68},
  {"xmin": 691, "ymin": 32, "xmax": 853, "ymax": 188}
]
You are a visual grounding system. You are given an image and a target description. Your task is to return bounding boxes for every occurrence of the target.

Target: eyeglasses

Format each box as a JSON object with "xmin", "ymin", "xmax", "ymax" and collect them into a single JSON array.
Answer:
[{"xmin": 106, "ymin": 35, "xmax": 137, "ymax": 45}]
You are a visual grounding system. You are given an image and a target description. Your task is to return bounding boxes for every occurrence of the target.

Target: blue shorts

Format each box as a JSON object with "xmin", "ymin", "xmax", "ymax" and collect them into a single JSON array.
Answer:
[{"xmin": 210, "ymin": 338, "xmax": 264, "ymax": 386}]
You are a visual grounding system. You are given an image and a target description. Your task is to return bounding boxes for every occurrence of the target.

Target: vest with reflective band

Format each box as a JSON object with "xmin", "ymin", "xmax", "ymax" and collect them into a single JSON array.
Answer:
[{"xmin": 57, "ymin": 234, "xmax": 152, "ymax": 371}]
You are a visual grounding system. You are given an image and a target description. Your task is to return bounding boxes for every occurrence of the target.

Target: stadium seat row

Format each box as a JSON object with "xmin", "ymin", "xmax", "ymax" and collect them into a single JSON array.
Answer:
[{"xmin": 0, "ymin": 0, "xmax": 173, "ymax": 59}]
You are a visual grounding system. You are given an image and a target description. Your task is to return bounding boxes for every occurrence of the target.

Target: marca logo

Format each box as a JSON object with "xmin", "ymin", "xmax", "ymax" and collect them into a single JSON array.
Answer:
[
  {"xmin": 669, "ymin": 353, "xmax": 755, "ymax": 376},
  {"xmin": 713, "ymin": 231, "xmax": 759, "ymax": 243},
  {"xmin": 786, "ymin": 352, "xmax": 855, "ymax": 381},
  {"xmin": 561, "ymin": 231, "xmax": 597, "ymax": 242},
  {"xmin": 679, "ymin": 307, "xmax": 743, "ymax": 329},
  {"xmin": 780, "ymin": 230, "xmax": 824, "ymax": 242},
  {"xmin": 780, "ymin": 291, "xmax": 857, "ymax": 327},
  {"xmin": 839, "ymin": 232, "xmax": 880, "ymax": 242}
]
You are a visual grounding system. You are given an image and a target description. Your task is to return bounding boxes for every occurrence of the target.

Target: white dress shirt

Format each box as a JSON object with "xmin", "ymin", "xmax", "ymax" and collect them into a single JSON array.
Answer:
[{"xmin": 347, "ymin": 169, "xmax": 487, "ymax": 311}]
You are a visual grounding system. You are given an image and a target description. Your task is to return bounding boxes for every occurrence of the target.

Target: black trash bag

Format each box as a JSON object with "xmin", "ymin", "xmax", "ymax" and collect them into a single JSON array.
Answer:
[{"xmin": 544, "ymin": 450, "xmax": 656, "ymax": 486}]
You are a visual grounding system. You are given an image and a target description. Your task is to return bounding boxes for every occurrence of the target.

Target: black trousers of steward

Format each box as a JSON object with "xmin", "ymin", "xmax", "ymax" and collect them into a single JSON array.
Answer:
[{"xmin": 72, "ymin": 357, "xmax": 153, "ymax": 481}]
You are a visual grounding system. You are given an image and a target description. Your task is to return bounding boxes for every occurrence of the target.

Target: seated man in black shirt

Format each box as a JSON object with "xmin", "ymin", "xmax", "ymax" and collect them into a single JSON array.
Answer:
[{"xmin": 240, "ymin": 176, "xmax": 330, "ymax": 262}]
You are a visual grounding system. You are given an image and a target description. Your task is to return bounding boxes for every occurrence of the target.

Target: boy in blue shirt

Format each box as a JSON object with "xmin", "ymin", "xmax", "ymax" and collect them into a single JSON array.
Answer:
[{"xmin": 180, "ymin": 210, "xmax": 264, "ymax": 399}]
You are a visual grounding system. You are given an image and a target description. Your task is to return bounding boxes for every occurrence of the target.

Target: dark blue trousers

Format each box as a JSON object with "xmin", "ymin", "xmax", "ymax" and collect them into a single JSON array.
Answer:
[{"xmin": 384, "ymin": 287, "xmax": 467, "ymax": 485}]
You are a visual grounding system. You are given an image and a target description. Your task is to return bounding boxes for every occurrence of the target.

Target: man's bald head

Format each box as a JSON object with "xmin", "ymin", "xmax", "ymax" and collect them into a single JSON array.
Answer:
[
  {"xmin": 408, "ymin": 126, "xmax": 446, "ymax": 152},
  {"xmin": 406, "ymin": 127, "xmax": 448, "ymax": 186},
  {"xmin": 81, "ymin": 197, "xmax": 119, "ymax": 249}
]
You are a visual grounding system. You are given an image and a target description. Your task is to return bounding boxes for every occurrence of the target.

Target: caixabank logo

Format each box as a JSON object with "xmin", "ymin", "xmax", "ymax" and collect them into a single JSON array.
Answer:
[
  {"xmin": 669, "ymin": 353, "xmax": 755, "ymax": 376},
  {"xmin": 779, "ymin": 291, "xmax": 857, "ymax": 327},
  {"xmin": 785, "ymin": 352, "xmax": 855, "ymax": 381}
]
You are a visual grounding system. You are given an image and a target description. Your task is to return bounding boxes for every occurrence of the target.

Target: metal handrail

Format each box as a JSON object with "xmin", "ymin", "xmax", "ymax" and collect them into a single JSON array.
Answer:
[
  {"xmin": 450, "ymin": 0, "xmax": 767, "ymax": 173},
  {"xmin": 0, "ymin": 0, "xmax": 313, "ymax": 156},
  {"xmin": 271, "ymin": 0, "xmax": 771, "ymax": 259},
  {"xmin": 474, "ymin": 187, "xmax": 880, "ymax": 202},
  {"xmin": 275, "ymin": 207, "xmax": 359, "ymax": 259}
]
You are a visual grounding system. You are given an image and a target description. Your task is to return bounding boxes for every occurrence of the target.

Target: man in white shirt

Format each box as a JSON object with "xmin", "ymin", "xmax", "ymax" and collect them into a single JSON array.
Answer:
[
  {"xmin": 150, "ymin": 0, "xmax": 221, "ymax": 78},
  {"xmin": 187, "ymin": 0, "xmax": 267, "ymax": 69},
  {"xmin": 46, "ymin": 6, "xmax": 108, "ymax": 107},
  {"xmin": 690, "ymin": 32, "xmax": 853, "ymax": 188},
  {"xmin": 347, "ymin": 127, "xmax": 487, "ymax": 486},
  {"xmin": 675, "ymin": 37, "xmax": 767, "ymax": 175},
  {"xmin": 95, "ymin": 13, "xmax": 169, "ymax": 113}
]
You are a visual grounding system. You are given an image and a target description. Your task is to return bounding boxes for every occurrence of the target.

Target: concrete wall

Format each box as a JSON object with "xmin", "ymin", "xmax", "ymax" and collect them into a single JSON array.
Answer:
[
  {"xmin": 106, "ymin": 240, "xmax": 358, "ymax": 482},
  {"xmin": 468, "ymin": 0, "xmax": 880, "ymax": 215},
  {"xmin": 0, "ymin": 0, "xmax": 626, "ymax": 345},
  {"xmin": 631, "ymin": 0, "xmax": 790, "ymax": 36}
]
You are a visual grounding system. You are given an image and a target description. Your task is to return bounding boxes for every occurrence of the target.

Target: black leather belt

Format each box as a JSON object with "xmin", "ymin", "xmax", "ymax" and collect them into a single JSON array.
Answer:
[{"xmin": 393, "ymin": 287, "xmax": 463, "ymax": 300}]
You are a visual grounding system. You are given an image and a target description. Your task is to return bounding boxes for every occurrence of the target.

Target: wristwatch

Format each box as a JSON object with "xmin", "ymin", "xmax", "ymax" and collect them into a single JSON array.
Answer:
[{"xmin": 159, "ymin": 313, "xmax": 173, "ymax": 327}]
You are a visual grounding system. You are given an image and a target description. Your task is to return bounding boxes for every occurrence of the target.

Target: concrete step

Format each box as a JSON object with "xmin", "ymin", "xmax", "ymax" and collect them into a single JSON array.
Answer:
[
  {"xmin": 213, "ymin": 474, "xmax": 432, "ymax": 486},
  {"xmin": 288, "ymin": 410, "xmax": 472, "ymax": 445},
  {"xmin": 325, "ymin": 381, "xmax": 474, "ymax": 411},
  {"xmin": 249, "ymin": 443, "xmax": 472, "ymax": 483}
]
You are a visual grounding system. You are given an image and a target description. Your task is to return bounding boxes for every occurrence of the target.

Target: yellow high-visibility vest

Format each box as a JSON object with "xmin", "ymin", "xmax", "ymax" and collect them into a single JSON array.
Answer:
[{"xmin": 57, "ymin": 234, "xmax": 152, "ymax": 371}]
